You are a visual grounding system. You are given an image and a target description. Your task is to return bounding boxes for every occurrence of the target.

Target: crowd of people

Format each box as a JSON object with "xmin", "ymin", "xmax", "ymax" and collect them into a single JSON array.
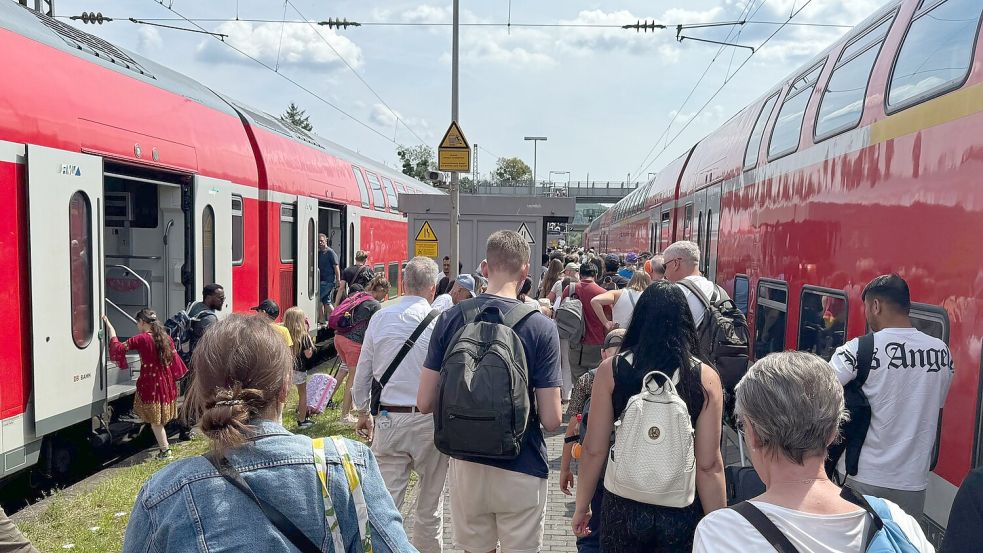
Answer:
[{"xmin": 0, "ymin": 231, "xmax": 971, "ymax": 552}]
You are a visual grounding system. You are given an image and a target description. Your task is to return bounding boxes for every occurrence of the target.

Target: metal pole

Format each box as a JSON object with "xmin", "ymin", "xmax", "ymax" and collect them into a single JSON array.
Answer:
[
  {"xmin": 449, "ymin": 0, "xmax": 460, "ymax": 278},
  {"xmin": 532, "ymin": 141, "xmax": 537, "ymax": 188}
]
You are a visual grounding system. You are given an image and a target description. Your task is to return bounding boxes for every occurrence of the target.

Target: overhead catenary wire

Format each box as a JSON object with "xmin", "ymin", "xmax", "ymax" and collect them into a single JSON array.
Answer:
[
  {"xmin": 283, "ymin": 0, "xmax": 430, "ymax": 148},
  {"xmin": 629, "ymin": 0, "xmax": 761, "ymax": 182},
  {"xmin": 56, "ymin": 15, "xmax": 853, "ymax": 30},
  {"xmin": 143, "ymin": 0, "xmax": 404, "ymax": 146},
  {"xmin": 635, "ymin": 0, "xmax": 817, "ymax": 180}
]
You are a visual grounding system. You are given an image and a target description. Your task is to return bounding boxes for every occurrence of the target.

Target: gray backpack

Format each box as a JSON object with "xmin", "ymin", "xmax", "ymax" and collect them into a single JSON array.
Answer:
[
  {"xmin": 555, "ymin": 283, "xmax": 584, "ymax": 343},
  {"xmin": 434, "ymin": 300, "xmax": 537, "ymax": 459}
]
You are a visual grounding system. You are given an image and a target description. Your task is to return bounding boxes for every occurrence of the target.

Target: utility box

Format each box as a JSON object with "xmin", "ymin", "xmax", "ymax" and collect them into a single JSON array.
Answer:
[{"xmin": 400, "ymin": 194, "xmax": 576, "ymax": 292}]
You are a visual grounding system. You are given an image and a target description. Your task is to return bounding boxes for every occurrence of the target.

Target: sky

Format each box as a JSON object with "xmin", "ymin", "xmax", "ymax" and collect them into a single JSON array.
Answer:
[{"xmin": 54, "ymin": 0, "xmax": 886, "ymax": 184}]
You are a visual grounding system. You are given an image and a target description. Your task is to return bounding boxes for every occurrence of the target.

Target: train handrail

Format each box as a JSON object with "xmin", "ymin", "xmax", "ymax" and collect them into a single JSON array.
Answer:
[
  {"xmin": 106, "ymin": 263, "xmax": 152, "ymax": 307},
  {"xmin": 105, "ymin": 298, "xmax": 137, "ymax": 326}
]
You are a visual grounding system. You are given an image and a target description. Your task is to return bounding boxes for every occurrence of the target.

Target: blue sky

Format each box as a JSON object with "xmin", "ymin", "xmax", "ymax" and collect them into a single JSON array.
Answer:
[{"xmin": 56, "ymin": 0, "xmax": 885, "ymax": 183}]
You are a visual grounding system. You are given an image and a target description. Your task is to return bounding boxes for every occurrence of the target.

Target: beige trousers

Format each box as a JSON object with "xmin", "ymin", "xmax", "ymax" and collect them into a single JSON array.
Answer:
[{"xmin": 372, "ymin": 412, "xmax": 449, "ymax": 553}]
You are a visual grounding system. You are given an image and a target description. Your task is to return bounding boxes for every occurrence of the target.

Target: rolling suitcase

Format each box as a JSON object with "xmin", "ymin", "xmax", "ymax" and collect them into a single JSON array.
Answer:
[{"xmin": 306, "ymin": 373, "xmax": 338, "ymax": 415}]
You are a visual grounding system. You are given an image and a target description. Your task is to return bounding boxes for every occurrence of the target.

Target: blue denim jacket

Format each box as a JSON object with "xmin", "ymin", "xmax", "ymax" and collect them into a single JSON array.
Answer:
[{"xmin": 122, "ymin": 421, "xmax": 416, "ymax": 552}]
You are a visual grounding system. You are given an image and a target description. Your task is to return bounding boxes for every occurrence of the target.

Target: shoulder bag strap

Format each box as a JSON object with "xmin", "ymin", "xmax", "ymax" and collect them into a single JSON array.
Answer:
[
  {"xmin": 855, "ymin": 333, "xmax": 875, "ymax": 387},
  {"xmin": 204, "ymin": 452, "xmax": 323, "ymax": 553},
  {"xmin": 378, "ymin": 309, "xmax": 439, "ymax": 390},
  {"xmin": 730, "ymin": 501, "xmax": 800, "ymax": 553},
  {"xmin": 627, "ymin": 289, "xmax": 638, "ymax": 309},
  {"xmin": 460, "ymin": 297, "xmax": 481, "ymax": 322},
  {"xmin": 676, "ymin": 278, "xmax": 712, "ymax": 310},
  {"xmin": 312, "ymin": 437, "xmax": 372, "ymax": 553},
  {"xmin": 501, "ymin": 303, "xmax": 538, "ymax": 329}
]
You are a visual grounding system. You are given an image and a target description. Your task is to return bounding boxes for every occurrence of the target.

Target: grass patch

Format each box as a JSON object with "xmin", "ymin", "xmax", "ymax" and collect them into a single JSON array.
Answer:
[{"xmin": 19, "ymin": 364, "xmax": 356, "ymax": 553}]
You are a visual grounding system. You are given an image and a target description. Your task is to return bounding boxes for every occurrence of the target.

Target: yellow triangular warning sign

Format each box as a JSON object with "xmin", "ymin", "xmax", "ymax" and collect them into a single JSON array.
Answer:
[
  {"xmin": 439, "ymin": 121, "xmax": 470, "ymax": 150},
  {"xmin": 416, "ymin": 221, "xmax": 438, "ymax": 242}
]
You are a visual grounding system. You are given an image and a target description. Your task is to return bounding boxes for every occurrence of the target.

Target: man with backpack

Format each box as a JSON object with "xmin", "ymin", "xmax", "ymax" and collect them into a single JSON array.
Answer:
[
  {"xmin": 561, "ymin": 261, "xmax": 610, "ymax": 385},
  {"xmin": 829, "ymin": 274, "xmax": 953, "ymax": 517},
  {"xmin": 334, "ymin": 249, "xmax": 374, "ymax": 305},
  {"xmin": 173, "ymin": 283, "xmax": 223, "ymax": 440},
  {"xmin": 663, "ymin": 240, "xmax": 750, "ymax": 421},
  {"xmin": 599, "ymin": 254, "xmax": 628, "ymax": 291},
  {"xmin": 417, "ymin": 230, "xmax": 562, "ymax": 553}
]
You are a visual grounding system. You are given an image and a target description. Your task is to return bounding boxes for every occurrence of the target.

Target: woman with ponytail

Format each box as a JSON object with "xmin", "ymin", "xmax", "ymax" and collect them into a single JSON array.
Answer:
[
  {"xmin": 104, "ymin": 309, "xmax": 187, "ymax": 459},
  {"xmin": 122, "ymin": 314, "xmax": 412, "ymax": 552}
]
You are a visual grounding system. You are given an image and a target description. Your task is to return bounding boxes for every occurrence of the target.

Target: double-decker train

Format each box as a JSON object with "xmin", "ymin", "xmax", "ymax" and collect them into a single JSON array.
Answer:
[
  {"xmin": 586, "ymin": 0, "xmax": 983, "ymax": 541},
  {"xmin": 0, "ymin": 2, "xmax": 440, "ymax": 482}
]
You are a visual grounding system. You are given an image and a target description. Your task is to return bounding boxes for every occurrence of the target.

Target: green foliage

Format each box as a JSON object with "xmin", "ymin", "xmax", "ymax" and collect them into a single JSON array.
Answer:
[
  {"xmin": 281, "ymin": 101, "xmax": 314, "ymax": 132},
  {"xmin": 493, "ymin": 157, "xmax": 532, "ymax": 184},
  {"xmin": 396, "ymin": 144, "xmax": 436, "ymax": 181}
]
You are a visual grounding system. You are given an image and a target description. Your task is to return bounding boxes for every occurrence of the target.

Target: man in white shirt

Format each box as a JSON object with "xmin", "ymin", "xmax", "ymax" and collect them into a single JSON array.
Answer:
[
  {"xmin": 352, "ymin": 256, "xmax": 448, "ymax": 553},
  {"xmin": 662, "ymin": 240, "xmax": 716, "ymax": 326},
  {"xmin": 431, "ymin": 273, "xmax": 476, "ymax": 313},
  {"xmin": 829, "ymin": 273, "xmax": 954, "ymax": 517}
]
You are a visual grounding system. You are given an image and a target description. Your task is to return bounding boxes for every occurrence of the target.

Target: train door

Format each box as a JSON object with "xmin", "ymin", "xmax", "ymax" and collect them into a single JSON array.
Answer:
[
  {"xmin": 194, "ymin": 176, "xmax": 233, "ymax": 311},
  {"xmin": 26, "ymin": 145, "xmax": 105, "ymax": 435},
  {"xmin": 706, "ymin": 184, "xmax": 722, "ymax": 282},
  {"xmin": 294, "ymin": 196, "xmax": 319, "ymax": 319},
  {"xmin": 694, "ymin": 190, "xmax": 708, "ymax": 263}
]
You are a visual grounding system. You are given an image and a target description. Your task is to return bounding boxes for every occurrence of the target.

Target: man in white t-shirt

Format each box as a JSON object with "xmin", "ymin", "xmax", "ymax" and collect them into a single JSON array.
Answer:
[
  {"xmin": 430, "ymin": 273, "xmax": 475, "ymax": 313},
  {"xmin": 663, "ymin": 240, "xmax": 716, "ymax": 326},
  {"xmin": 829, "ymin": 273, "xmax": 954, "ymax": 517}
]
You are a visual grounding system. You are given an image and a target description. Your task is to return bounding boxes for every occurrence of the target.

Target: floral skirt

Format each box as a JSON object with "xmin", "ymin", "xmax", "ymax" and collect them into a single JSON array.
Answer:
[{"xmin": 134, "ymin": 394, "xmax": 178, "ymax": 426}]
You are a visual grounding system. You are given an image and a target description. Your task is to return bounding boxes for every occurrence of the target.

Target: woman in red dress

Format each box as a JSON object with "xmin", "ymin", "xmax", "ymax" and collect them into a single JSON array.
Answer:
[{"xmin": 103, "ymin": 308, "xmax": 187, "ymax": 459}]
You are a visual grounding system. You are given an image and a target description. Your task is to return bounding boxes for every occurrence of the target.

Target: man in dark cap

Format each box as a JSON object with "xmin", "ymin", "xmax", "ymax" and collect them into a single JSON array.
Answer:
[{"xmin": 251, "ymin": 299, "xmax": 293, "ymax": 347}]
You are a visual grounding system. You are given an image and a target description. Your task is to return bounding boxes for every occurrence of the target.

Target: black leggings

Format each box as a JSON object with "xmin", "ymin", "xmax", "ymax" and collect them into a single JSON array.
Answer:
[{"xmin": 599, "ymin": 490, "xmax": 704, "ymax": 552}]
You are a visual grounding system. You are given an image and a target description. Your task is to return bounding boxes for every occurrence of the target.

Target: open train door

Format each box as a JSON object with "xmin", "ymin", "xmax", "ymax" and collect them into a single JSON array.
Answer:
[
  {"xmin": 294, "ymin": 196, "xmax": 319, "ymax": 320},
  {"xmin": 194, "ymin": 176, "xmax": 233, "ymax": 313},
  {"xmin": 26, "ymin": 145, "xmax": 105, "ymax": 435}
]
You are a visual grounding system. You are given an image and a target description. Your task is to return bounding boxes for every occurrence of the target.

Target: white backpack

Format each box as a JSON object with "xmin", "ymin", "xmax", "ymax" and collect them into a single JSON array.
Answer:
[{"xmin": 604, "ymin": 354, "xmax": 697, "ymax": 507}]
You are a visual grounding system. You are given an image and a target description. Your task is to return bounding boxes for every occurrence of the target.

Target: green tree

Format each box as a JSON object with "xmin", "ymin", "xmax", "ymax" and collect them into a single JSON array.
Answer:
[
  {"xmin": 493, "ymin": 157, "xmax": 532, "ymax": 184},
  {"xmin": 396, "ymin": 144, "xmax": 436, "ymax": 181},
  {"xmin": 281, "ymin": 102, "xmax": 313, "ymax": 131}
]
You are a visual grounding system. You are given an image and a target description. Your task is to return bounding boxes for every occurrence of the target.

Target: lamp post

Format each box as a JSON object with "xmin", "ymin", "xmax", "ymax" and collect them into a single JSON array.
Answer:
[{"xmin": 524, "ymin": 136, "xmax": 547, "ymax": 187}]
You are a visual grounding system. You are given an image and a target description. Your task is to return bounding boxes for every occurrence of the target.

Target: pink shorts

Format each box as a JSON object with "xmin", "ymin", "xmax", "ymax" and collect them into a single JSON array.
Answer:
[{"xmin": 334, "ymin": 334, "xmax": 363, "ymax": 368}]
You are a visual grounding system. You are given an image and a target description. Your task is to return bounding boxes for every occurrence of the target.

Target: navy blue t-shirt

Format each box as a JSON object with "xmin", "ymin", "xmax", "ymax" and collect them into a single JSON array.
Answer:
[{"xmin": 424, "ymin": 294, "xmax": 562, "ymax": 479}]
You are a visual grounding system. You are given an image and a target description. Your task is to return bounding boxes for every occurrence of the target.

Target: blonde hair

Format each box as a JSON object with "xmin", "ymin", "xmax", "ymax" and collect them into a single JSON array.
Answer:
[
  {"xmin": 627, "ymin": 270, "xmax": 652, "ymax": 292},
  {"xmin": 283, "ymin": 307, "xmax": 312, "ymax": 356}
]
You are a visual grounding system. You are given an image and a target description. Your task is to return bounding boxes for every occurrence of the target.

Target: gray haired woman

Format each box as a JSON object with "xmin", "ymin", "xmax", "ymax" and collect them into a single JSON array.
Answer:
[{"xmin": 693, "ymin": 351, "xmax": 933, "ymax": 552}]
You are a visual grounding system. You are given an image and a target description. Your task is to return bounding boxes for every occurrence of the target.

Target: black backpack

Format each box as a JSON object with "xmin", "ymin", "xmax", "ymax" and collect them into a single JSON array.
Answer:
[
  {"xmin": 826, "ymin": 333, "xmax": 875, "ymax": 483},
  {"xmin": 434, "ymin": 300, "xmax": 537, "ymax": 459},
  {"xmin": 676, "ymin": 279, "xmax": 750, "ymax": 422},
  {"xmin": 349, "ymin": 266, "xmax": 375, "ymax": 292}
]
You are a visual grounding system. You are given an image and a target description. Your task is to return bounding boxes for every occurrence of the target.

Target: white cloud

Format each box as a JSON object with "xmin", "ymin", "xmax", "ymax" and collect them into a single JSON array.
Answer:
[
  {"xmin": 136, "ymin": 26, "xmax": 162, "ymax": 52},
  {"xmin": 368, "ymin": 103, "xmax": 434, "ymax": 140},
  {"xmin": 196, "ymin": 20, "xmax": 363, "ymax": 69},
  {"xmin": 668, "ymin": 104, "xmax": 727, "ymax": 126}
]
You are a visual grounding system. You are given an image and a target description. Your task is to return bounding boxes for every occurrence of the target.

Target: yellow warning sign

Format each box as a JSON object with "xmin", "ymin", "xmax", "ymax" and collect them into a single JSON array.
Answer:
[
  {"xmin": 438, "ymin": 121, "xmax": 471, "ymax": 172},
  {"xmin": 415, "ymin": 242, "xmax": 438, "ymax": 258},
  {"xmin": 439, "ymin": 121, "xmax": 470, "ymax": 149},
  {"xmin": 415, "ymin": 221, "xmax": 438, "ymax": 242}
]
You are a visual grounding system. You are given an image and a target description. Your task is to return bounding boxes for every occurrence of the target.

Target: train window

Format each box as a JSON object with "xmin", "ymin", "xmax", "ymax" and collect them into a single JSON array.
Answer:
[
  {"xmin": 734, "ymin": 275, "xmax": 750, "ymax": 315},
  {"xmin": 382, "ymin": 177, "xmax": 399, "ymax": 210},
  {"xmin": 388, "ymin": 263, "xmax": 399, "ymax": 299},
  {"xmin": 202, "ymin": 206, "xmax": 216, "ymax": 287},
  {"xmin": 351, "ymin": 167, "xmax": 370, "ymax": 208},
  {"xmin": 69, "ymin": 192, "xmax": 93, "ymax": 349},
  {"xmin": 703, "ymin": 208, "xmax": 713, "ymax": 275},
  {"xmin": 683, "ymin": 203, "xmax": 694, "ymax": 240},
  {"xmin": 755, "ymin": 280, "xmax": 788, "ymax": 359},
  {"xmin": 815, "ymin": 15, "xmax": 894, "ymax": 140},
  {"xmin": 798, "ymin": 287, "xmax": 848, "ymax": 361},
  {"xmin": 744, "ymin": 93, "xmax": 779, "ymax": 170},
  {"xmin": 232, "ymin": 195, "xmax": 244, "ymax": 266},
  {"xmin": 769, "ymin": 61, "xmax": 826, "ymax": 160},
  {"xmin": 280, "ymin": 204, "xmax": 295, "ymax": 263},
  {"xmin": 659, "ymin": 210, "xmax": 671, "ymax": 252},
  {"xmin": 366, "ymin": 172, "xmax": 387, "ymax": 212},
  {"xmin": 888, "ymin": 0, "xmax": 983, "ymax": 111},
  {"xmin": 307, "ymin": 219, "xmax": 317, "ymax": 299},
  {"xmin": 373, "ymin": 264, "xmax": 384, "ymax": 281},
  {"xmin": 909, "ymin": 303, "xmax": 950, "ymax": 343}
]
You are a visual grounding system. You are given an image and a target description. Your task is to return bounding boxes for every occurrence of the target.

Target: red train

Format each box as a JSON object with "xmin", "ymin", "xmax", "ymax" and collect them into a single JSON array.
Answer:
[
  {"xmin": 0, "ymin": 4, "xmax": 439, "ymax": 481},
  {"xmin": 586, "ymin": 0, "xmax": 983, "ymax": 541}
]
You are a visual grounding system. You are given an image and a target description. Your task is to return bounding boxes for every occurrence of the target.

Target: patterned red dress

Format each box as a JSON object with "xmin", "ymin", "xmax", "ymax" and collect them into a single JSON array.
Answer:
[{"xmin": 109, "ymin": 333, "xmax": 187, "ymax": 425}]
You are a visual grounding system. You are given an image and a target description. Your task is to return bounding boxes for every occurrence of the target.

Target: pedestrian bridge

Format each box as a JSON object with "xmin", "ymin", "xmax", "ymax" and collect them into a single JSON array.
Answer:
[{"xmin": 469, "ymin": 181, "xmax": 637, "ymax": 203}]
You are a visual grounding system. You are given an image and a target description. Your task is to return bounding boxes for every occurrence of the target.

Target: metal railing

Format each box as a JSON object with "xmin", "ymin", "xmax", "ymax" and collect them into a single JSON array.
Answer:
[{"xmin": 104, "ymin": 263, "xmax": 152, "ymax": 332}]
